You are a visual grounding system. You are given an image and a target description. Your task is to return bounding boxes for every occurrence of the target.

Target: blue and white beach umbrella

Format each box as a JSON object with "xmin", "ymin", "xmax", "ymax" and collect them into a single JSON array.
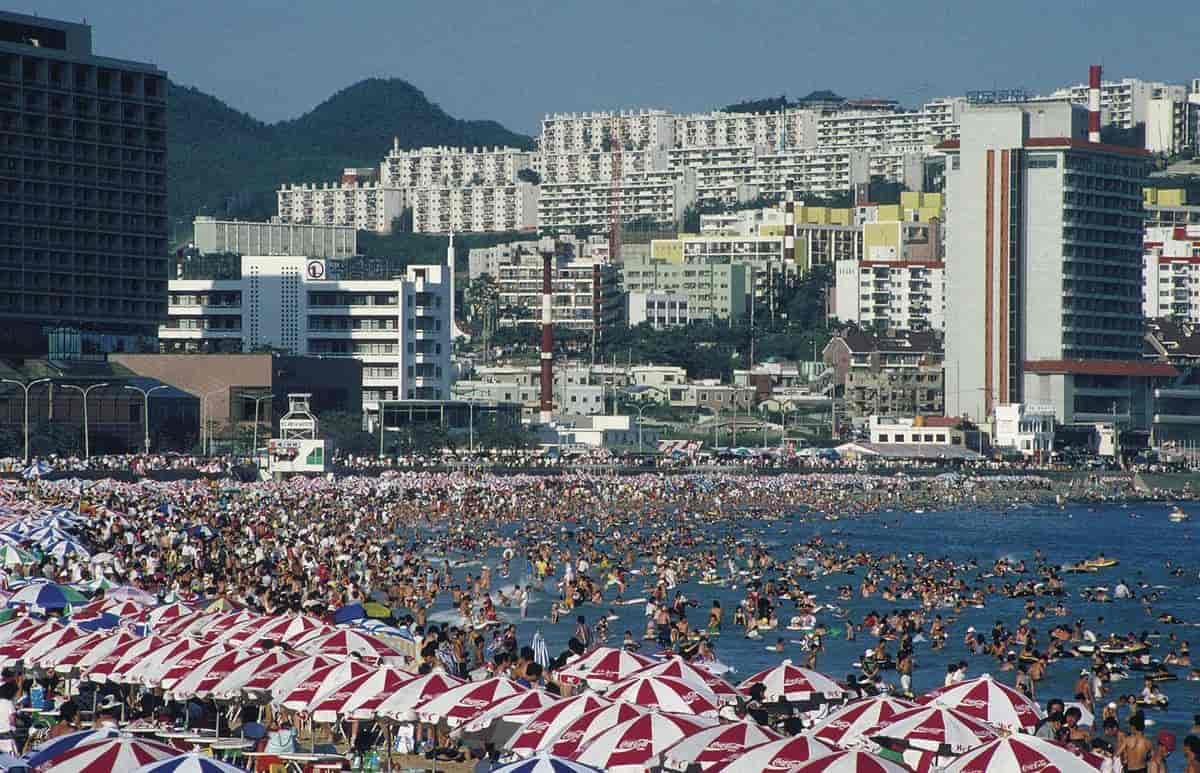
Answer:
[
  {"xmin": 47, "ymin": 539, "xmax": 90, "ymax": 561},
  {"xmin": 129, "ymin": 752, "xmax": 248, "ymax": 773},
  {"xmin": 21, "ymin": 461, "xmax": 52, "ymax": 480},
  {"xmin": 489, "ymin": 754, "xmax": 602, "ymax": 773},
  {"xmin": 22, "ymin": 729, "xmax": 120, "ymax": 768},
  {"xmin": 7, "ymin": 580, "xmax": 87, "ymax": 611}
]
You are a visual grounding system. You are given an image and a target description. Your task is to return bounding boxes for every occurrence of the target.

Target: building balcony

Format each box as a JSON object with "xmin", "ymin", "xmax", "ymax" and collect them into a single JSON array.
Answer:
[{"xmin": 1153, "ymin": 413, "xmax": 1200, "ymax": 425}]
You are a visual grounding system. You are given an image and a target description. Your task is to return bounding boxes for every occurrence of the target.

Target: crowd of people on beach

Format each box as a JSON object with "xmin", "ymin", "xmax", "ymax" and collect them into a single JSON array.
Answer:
[{"xmin": 0, "ymin": 462, "xmax": 1191, "ymax": 771}]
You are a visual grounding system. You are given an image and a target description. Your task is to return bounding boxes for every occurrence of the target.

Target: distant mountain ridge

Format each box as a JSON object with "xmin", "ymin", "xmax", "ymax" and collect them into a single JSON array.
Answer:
[{"xmin": 168, "ymin": 78, "xmax": 535, "ymax": 226}]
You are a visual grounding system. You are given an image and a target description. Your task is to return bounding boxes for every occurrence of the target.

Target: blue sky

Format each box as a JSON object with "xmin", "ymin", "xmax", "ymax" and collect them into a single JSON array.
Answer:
[{"xmin": 24, "ymin": 0, "xmax": 1196, "ymax": 134}]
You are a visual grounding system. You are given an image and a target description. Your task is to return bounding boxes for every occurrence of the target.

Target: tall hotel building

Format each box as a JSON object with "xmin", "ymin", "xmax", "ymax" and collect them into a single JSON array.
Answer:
[
  {"xmin": 0, "ymin": 12, "xmax": 168, "ymax": 356},
  {"xmin": 942, "ymin": 98, "xmax": 1171, "ymax": 428}
]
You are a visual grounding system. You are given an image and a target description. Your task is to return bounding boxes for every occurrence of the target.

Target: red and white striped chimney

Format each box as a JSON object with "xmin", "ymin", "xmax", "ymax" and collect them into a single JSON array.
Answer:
[
  {"xmin": 1088, "ymin": 65, "xmax": 1102, "ymax": 143},
  {"xmin": 539, "ymin": 250, "xmax": 554, "ymax": 422}
]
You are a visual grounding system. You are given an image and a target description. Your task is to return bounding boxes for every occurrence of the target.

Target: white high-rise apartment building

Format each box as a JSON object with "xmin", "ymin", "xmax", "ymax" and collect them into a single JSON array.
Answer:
[
  {"xmin": 160, "ymin": 256, "xmax": 453, "ymax": 412},
  {"xmin": 1143, "ymin": 225, "xmax": 1200, "ymax": 322},
  {"xmin": 1051, "ymin": 78, "xmax": 1187, "ymax": 131},
  {"xmin": 942, "ymin": 100, "xmax": 1162, "ymax": 429},
  {"xmin": 538, "ymin": 169, "xmax": 697, "ymax": 233},
  {"xmin": 276, "ymin": 181, "xmax": 405, "ymax": 234},
  {"xmin": 539, "ymin": 110, "xmax": 676, "ymax": 153},
  {"xmin": 834, "ymin": 260, "xmax": 945, "ymax": 332},
  {"xmin": 380, "ymin": 142, "xmax": 533, "ymax": 188},
  {"xmin": 410, "ymin": 183, "xmax": 538, "ymax": 234}
]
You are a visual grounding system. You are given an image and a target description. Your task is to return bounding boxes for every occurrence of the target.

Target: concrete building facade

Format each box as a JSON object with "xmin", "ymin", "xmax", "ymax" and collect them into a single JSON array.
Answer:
[
  {"xmin": 621, "ymin": 254, "xmax": 748, "ymax": 322},
  {"xmin": 1143, "ymin": 224, "xmax": 1200, "ymax": 323},
  {"xmin": 158, "ymin": 255, "xmax": 452, "ymax": 416},
  {"xmin": 942, "ymin": 101, "xmax": 1165, "ymax": 429},
  {"xmin": 0, "ymin": 11, "xmax": 168, "ymax": 357},
  {"xmin": 192, "ymin": 217, "xmax": 357, "ymax": 258}
]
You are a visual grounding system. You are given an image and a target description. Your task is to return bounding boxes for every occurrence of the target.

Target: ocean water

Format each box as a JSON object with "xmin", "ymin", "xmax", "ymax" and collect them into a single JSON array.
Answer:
[{"xmin": 435, "ymin": 501, "xmax": 1200, "ymax": 746}]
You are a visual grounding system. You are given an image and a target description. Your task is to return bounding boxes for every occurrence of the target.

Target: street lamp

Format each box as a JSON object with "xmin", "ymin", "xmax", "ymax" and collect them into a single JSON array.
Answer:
[
  {"xmin": 124, "ymin": 384, "xmax": 168, "ymax": 454},
  {"xmin": 621, "ymin": 384, "xmax": 666, "ymax": 454},
  {"xmin": 235, "ymin": 392, "xmax": 273, "ymax": 460},
  {"xmin": 198, "ymin": 386, "xmax": 226, "ymax": 456},
  {"xmin": 61, "ymin": 383, "xmax": 108, "ymax": 458},
  {"xmin": 1, "ymin": 378, "xmax": 50, "ymax": 462},
  {"xmin": 457, "ymin": 386, "xmax": 484, "ymax": 453}
]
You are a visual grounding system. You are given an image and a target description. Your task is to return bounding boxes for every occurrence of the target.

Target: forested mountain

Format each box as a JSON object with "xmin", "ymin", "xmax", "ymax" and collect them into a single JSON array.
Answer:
[{"xmin": 168, "ymin": 78, "xmax": 534, "ymax": 226}]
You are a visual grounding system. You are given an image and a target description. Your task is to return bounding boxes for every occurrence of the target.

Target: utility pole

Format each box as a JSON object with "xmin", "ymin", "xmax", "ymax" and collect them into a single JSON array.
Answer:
[{"xmin": 61, "ymin": 383, "xmax": 108, "ymax": 459}]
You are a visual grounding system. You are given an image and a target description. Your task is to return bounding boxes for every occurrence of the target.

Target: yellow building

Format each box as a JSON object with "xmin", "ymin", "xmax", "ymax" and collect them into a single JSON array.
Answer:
[{"xmin": 1144, "ymin": 188, "xmax": 1188, "ymax": 206}]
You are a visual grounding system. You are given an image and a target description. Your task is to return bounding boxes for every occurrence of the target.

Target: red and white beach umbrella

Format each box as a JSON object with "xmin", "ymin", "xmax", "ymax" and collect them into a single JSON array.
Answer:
[
  {"xmin": 84, "ymin": 635, "xmax": 172, "ymax": 683},
  {"xmin": 168, "ymin": 649, "xmax": 259, "ymax": 699},
  {"xmin": 223, "ymin": 613, "xmax": 330, "ymax": 647},
  {"xmin": 153, "ymin": 610, "xmax": 212, "ymax": 639},
  {"xmin": 53, "ymin": 629, "xmax": 141, "ymax": 674},
  {"xmin": 296, "ymin": 628, "xmax": 404, "ymax": 663},
  {"xmin": 138, "ymin": 602, "xmax": 193, "ymax": 630},
  {"xmin": 660, "ymin": 719, "xmax": 782, "ymax": 772},
  {"xmin": 40, "ymin": 737, "xmax": 177, "ymax": 773},
  {"xmin": 458, "ymin": 689, "xmax": 561, "ymax": 736},
  {"xmin": 919, "ymin": 674, "xmax": 1044, "ymax": 732},
  {"xmin": 547, "ymin": 702, "xmax": 647, "ymax": 759},
  {"xmin": 309, "ymin": 665, "xmax": 415, "ymax": 722},
  {"xmin": 99, "ymin": 599, "xmax": 148, "ymax": 619},
  {"xmin": 738, "ymin": 660, "xmax": 847, "ymax": 703},
  {"xmin": 704, "ymin": 733, "xmax": 836, "ymax": 772},
  {"xmin": 866, "ymin": 705, "xmax": 1001, "ymax": 753},
  {"xmin": 0, "ymin": 623, "xmax": 80, "ymax": 665},
  {"xmin": 942, "ymin": 735, "xmax": 1104, "ymax": 773},
  {"xmin": 604, "ymin": 674, "xmax": 721, "ymax": 717},
  {"xmin": 156, "ymin": 640, "xmax": 232, "ymax": 689},
  {"xmin": 571, "ymin": 711, "xmax": 714, "ymax": 773},
  {"xmin": 416, "ymin": 676, "xmax": 528, "ymax": 727},
  {"xmin": 555, "ymin": 646, "xmax": 655, "ymax": 689},
  {"xmin": 0, "ymin": 616, "xmax": 42, "ymax": 644},
  {"xmin": 198, "ymin": 610, "xmax": 261, "ymax": 640},
  {"xmin": 712, "ymin": 749, "xmax": 908, "ymax": 773},
  {"xmin": 504, "ymin": 693, "xmax": 613, "ymax": 757},
  {"xmin": 117, "ymin": 638, "xmax": 198, "ymax": 685},
  {"xmin": 207, "ymin": 650, "xmax": 303, "ymax": 700},
  {"xmin": 374, "ymin": 671, "xmax": 467, "ymax": 719},
  {"xmin": 279, "ymin": 659, "xmax": 374, "ymax": 711},
  {"xmin": 241, "ymin": 654, "xmax": 339, "ymax": 703},
  {"xmin": 630, "ymin": 656, "xmax": 739, "ymax": 699},
  {"xmin": 33, "ymin": 629, "xmax": 109, "ymax": 670},
  {"xmin": 812, "ymin": 696, "xmax": 919, "ymax": 750}
]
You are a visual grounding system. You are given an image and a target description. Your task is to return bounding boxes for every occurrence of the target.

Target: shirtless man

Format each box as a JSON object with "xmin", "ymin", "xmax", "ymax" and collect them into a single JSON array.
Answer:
[{"xmin": 1123, "ymin": 713, "xmax": 1153, "ymax": 773}]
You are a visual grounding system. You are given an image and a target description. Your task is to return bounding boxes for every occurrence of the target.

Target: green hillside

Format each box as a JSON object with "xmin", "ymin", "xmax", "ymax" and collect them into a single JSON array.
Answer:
[{"xmin": 167, "ymin": 78, "xmax": 535, "ymax": 230}]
